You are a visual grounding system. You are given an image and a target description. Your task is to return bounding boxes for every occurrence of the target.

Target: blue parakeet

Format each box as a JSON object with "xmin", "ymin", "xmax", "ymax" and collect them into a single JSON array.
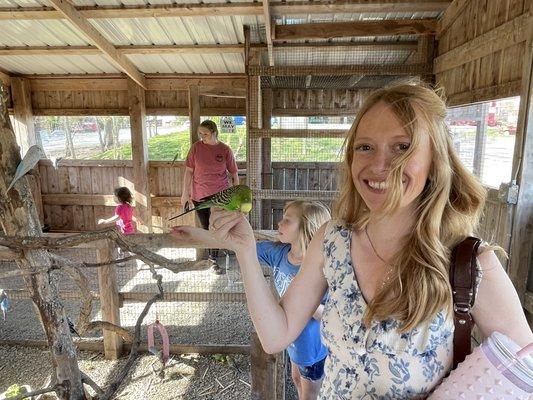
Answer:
[{"xmin": 6, "ymin": 145, "xmax": 45, "ymax": 192}]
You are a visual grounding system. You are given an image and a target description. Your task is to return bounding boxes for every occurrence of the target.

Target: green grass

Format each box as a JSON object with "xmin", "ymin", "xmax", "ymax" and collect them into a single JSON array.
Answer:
[{"xmin": 91, "ymin": 126, "xmax": 345, "ymax": 162}]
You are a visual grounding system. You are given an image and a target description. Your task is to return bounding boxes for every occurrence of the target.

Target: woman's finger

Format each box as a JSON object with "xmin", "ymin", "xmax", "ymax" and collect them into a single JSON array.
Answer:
[
  {"xmin": 209, "ymin": 209, "xmax": 240, "ymax": 229},
  {"xmin": 212, "ymin": 213, "xmax": 243, "ymax": 240}
]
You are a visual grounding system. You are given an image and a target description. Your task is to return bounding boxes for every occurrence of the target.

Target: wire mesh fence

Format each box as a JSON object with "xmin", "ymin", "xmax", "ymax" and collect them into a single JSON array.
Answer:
[{"xmin": 0, "ymin": 246, "xmax": 252, "ymax": 347}]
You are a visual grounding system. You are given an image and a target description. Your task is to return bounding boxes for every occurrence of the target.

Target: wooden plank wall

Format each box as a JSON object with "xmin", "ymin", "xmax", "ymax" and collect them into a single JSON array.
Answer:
[
  {"xmin": 29, "ymin": 84, "xmax": 245, "ymax": 116},
  {"xmin": 38, "ymin": 160, "xmax": 247, "ymax": 232},
  {"xmin": 436, "ymin": 0, "xmax": 531, "ymax": 106},
  {"xmin": 263, "ymin": 162, "xmax": 339, "ymax": 229},
  {"xmin": 476, "ymin": 188, "xmax": 513, "ymax": 266},
  {"xmin": 272, "ymin": 89, "xmax": 369, "ymax": 116}
]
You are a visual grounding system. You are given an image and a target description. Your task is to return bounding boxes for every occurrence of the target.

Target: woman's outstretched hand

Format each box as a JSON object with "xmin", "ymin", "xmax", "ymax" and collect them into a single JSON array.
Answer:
[
  {"xmin": 208, "ymin": 209, "xmax": 255, "ymax": 253},
  {"xmin": 170, "ymin": 208, "xmax": 255, "ymax": 254}
]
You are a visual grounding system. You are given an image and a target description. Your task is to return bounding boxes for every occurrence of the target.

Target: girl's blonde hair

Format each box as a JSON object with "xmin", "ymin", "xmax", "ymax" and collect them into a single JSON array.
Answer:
[
  {"xmin": 284, "ymin": 201, "xmax": 331, "ymax": 255},
  {"xmin": 333, "ymin": 80, "xmax": 486, "ymax": 332}
]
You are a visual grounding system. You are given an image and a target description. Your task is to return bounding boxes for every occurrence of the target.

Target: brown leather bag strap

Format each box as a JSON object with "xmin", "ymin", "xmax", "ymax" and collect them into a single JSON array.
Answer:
[{"xmin": 449, "ymin": 236, "xmax": 482, "ymax": 369}]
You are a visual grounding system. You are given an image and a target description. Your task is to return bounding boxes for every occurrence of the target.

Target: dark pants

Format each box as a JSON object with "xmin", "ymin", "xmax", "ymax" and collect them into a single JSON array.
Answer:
[{"xmin": 193, "ymin": 201, "xmax": 219, "ymax": 262}]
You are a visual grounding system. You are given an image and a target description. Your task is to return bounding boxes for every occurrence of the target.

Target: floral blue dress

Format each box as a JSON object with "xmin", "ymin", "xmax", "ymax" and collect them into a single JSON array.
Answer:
[{"xmin": 319, "ymin": 221, "xmax": 456, "ymax": 399}]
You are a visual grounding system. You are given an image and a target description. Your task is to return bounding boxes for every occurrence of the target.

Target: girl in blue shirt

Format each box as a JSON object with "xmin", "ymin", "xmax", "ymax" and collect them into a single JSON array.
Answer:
[{"xmin": 256, "ymin": 200, "xmax": 330, "ymax": 400}]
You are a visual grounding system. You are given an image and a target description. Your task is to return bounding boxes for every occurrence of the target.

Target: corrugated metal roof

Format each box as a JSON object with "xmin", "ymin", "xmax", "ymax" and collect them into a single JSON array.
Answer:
[
  {"xmin": 89, "ymin": 15, "xmax": 258, "ymax": 46},
  {"xmin": 0, "ymin": 20, "xmax": 90, "ymax": 46},
  {"xmin": 0, "ymin": 54, "xmax": 119, "ymax": 74},
  {"xmin": 126, "ymin": 52, "xmax": 244, "ymax": 73},
  {"xmin": 0, "ymin": 0, "xmax": 257, "ymax": 7},
  {"xmin": 0, "ymin": 2, "xmax": 439, "ymax": 76}
]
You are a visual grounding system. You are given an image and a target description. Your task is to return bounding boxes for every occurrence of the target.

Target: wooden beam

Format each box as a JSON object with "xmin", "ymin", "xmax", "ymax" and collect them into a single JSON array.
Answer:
[
  {"xmin": 42, "ymin": 194, "xmax": 117, "ymax": 206},
  {"xmin": 189, "ymin": 85, "xmax": 200, "ymax": 145},
  {"xmin": 33, "ymin": 107, "xmax": 244, "ymax": 117},
  {"xmin": 43, "ymin": 194, "xmax": 187, "ymax": 208},
  {"xmin": 271, "ymin": 0, "xmax": 451, "ymax": 14},
  {"xmin": 434, "ymin": 13, "xmax": 530, "ymax": 74},
  {"xmin": 250, "ymin": 128, "xmax": 346, "ymax": 138},
  {"xmin": 0, "ymin": 1, "xmax": 451, "ymax": 20},
  {"xmin": 47, "ymin": 0, "xmax": 146, "ymax": 89},
  {"xmin": 254, "ymin": 41, "xmax": 418, "ymax": 51},
  {"xmin": 11, "ymin": 77, "xmax": 38, "ymax": 154},
  {"xmin": 97, "ymin": 240, "xmax": 123, "ymax": 359},
  {"xmin": 446, "ymin": 80, "xmax": 522, "ymax": 107},
  {"xmin": 33, "ymin": 108, "xmax": 128, "ymax": 116},
  {"xmin": 525, "ymin": 291, "xmax": 533, "ymax": 316},
  {"xmin": 146, "ymin": 78, "xmax": 246, "ymax": 91},
  {"xmin": 251, "ymin": 333, "xmax": 277, "ymax": 400},
  {"xmin": 436, "ymin": 0, "xmax": 469, "ymax": 39},
  {"xmin": 275, "ymin": 19, "xmax": 437, "ymax": 41},
  {"xmin": 272, "ymin": 108, "xmax": 359, "ymax": 116},
  {"xmin": 263, "ymin": 0, "xmax": 274, "ymax": 67},
  {"xmin": 0, "ymin": 44, "xmax": 244, "ymax": 56},
  {"xmin": 29, "ymin": 77, "xmax": 246, "ymax": 92},
  {"xmin": 0, "ymin": 338, "xmax": 251, "ymax": 355},
  {"xmin": 128, "ymin": 78, "xmax": 152, "ymax": 232},
  {"xmin": 249, "ymin": 63, "xmax": 431, "ymax": 76},
  {"xmin": 508, "ymin": 15, "xmax": 533, "ymax": 303}
]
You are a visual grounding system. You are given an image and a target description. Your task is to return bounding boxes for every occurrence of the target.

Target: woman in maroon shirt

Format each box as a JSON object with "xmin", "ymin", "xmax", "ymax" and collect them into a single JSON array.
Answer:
[{"xmin": 181, "ymin": 120, "xmax": 239, "ymax": 274}]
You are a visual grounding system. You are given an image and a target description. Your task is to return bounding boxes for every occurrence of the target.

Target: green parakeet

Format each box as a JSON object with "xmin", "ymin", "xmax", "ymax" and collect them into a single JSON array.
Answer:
[{"xmin": 169, "ymin": 184, "xmax": 253, "ymax": 221}]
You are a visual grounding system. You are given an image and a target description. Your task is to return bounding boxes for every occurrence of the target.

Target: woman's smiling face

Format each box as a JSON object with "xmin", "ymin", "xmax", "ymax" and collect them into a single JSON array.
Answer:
[{"xmin": 351, "ymin": 101, "xmax": 432, "ymax": 212}]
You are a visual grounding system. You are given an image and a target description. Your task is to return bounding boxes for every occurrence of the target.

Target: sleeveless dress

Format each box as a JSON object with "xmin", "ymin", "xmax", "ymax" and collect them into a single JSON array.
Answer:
[{"xmin": 319, "ymin": 221, "xmax": 459, "ymax": 399}]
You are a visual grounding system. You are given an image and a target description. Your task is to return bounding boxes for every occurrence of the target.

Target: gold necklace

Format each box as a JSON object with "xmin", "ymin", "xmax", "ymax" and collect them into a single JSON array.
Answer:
[{"xmin": 364, "ymin": 226, "xmax": 393, "ymax": 289}]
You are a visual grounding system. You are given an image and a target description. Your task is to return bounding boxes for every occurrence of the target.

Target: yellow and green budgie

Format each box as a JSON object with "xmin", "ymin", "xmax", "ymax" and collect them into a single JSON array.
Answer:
[{"xmin": 169, "ymin": 185, "xmax": 253, "ymax": 221}]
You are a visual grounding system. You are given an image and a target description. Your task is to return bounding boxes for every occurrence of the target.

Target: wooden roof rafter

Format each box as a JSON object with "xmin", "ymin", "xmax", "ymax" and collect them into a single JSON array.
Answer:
[
  {"xmin": 46, "ymin": 0, "xmax": 146, "ymax": 88},
  {"xmin": 0, "ymin": 1, "xmax": 451, "ymax": 20},
  {"xmin": 0, "ymin": 41, "xmax": 420, "ymax": 57},
  {"xmin": 263, "ymin": 0, "xmax": 274, "ymax": 67},
  {"xmin": 0, "ymin": 44, "xmax": 244, "ymax": 56},
  {"xmin": 274, "ymin": 19, "xmax": 437, "ymax": 41}
]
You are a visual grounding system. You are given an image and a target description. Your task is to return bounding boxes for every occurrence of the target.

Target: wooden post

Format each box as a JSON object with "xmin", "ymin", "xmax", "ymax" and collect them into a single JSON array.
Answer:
[
  {"xmin": 189, "ymin": 85, "xmax": 200, "ymax": 145},
  {"xmin": 246, "ymin": 27, "xmax": 263, "ymax": 229},
  {"xmin": 262, "ymin": 89, "xmax": 273, "ymax": 228},
  {"xmin": 250, "ymin": 332, "xmax": 278, "ymax": 400},
  {"xmin": 11, "ymin": 77, "xmax": 39, "ymax": 155},
  {"xmin": 128, "ymin": 78, "xmax": 152, "ymax": 233},
  {"xmin": 96, "ymin": 239, "xmax": 123, "ymax": 359},
  {"xmin": 188, "ymin": 84, "xmax": 206, "ymax": 259},
  {"xmin": 508, "ymin": 12, "xmax": 533, "ymax": 303},
  {"xmin": 473, "ymin": 103, "xmax": 488, "ymax": 178},
  {"xmin": 275, "ymin": 350, "xmax": 286, "ymax": 400}
]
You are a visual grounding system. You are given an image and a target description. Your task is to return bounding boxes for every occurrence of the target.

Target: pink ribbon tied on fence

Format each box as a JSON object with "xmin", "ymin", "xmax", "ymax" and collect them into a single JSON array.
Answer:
[{"xmin": 147, "ymin": 320, "xmax": 170, "ymax": 366}]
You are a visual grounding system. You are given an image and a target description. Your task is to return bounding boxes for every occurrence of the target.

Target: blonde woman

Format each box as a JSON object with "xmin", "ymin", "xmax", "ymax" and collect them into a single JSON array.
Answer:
[{"xmin": 173, "ymin": 82, "xmax": 532, "ymax": 398}]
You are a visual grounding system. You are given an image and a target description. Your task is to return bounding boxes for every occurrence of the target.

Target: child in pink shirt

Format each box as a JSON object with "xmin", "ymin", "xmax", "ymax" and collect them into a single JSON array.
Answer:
[{"xmin": 98, "ymin": 186, "xmax": 136, "ymax": 235}]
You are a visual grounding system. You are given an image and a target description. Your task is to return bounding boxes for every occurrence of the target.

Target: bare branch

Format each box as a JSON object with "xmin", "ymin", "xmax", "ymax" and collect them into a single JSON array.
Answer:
[
  {"xmin": 0, "ymin": 245, "xmax": 22, "ymax": 260},
  {"xmin": 84, "ymin": 255, "xmax": 138, "ymax": 268},
  {"xmin": 0, "ymin": 229, "xmax": 211, "ymax": 274},
  {"xmin": 81, "ymin": 371, "xmax": 104, "ymax": 397},
  {"xmin": 85, "ymin": 320, "xmax": 134, "ymax": 343},
  {"xmin": 49, "ymin": 253, "xmax": 93, "ymax": 335}
]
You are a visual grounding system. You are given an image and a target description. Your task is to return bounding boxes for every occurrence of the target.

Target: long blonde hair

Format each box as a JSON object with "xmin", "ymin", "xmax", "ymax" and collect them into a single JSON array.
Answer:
[
  {"xmin": 333, "ymin": 80, "xmax": 486, "ymax": 332},
  {"xmin": 284, "ymin": 201, "xmax": 331, "ymax": 255}
]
